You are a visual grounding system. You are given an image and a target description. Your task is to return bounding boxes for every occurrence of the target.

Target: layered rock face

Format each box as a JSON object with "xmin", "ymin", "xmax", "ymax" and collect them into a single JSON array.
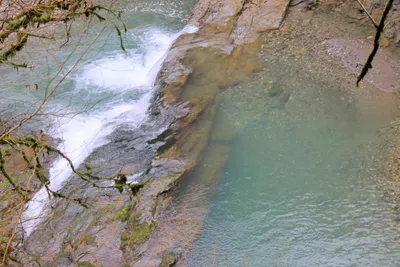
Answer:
[{"xmin": 17, "ymin": 1, "xmax": 289, "ymax": 266}]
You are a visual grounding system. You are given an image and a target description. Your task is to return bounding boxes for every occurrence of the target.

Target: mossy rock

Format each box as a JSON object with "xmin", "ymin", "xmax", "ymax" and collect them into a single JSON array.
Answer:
[
  {"xmin": 83, "ymin": 234, "xmax": 95, "ymax": 245},
  {"xmin": 160, "ymin": 251, "xmax": 181, "ymax": 267},
  {"xmin": 100, "ymin": 203, "xmax": 114, "ymax": 215},
  {"xmin": 112, "ymin": 206, "xmax": 130, "ymax": 222},
  {"xmin": 121, "ymin": 220, "xmax": 157, "ymax": 249},
  {"xmin": 112, "ymin": 203, "xmax": 157, "ymax": 249}
]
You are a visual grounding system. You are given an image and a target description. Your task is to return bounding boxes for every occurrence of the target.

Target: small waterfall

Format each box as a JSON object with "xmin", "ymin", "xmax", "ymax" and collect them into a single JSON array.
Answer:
[{"xmin": 22, "ymin": 25, "xmax": 198, "ymax": 236}]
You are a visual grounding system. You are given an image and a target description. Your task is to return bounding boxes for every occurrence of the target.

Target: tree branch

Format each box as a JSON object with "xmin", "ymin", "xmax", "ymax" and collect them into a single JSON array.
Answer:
[
  {"xmin": 356, "ymin": 0, "xmax": 394, "ymax": 86},
  {"xmin": 355, "ymin": 0, "xmax": 378, "ymax": 28}
]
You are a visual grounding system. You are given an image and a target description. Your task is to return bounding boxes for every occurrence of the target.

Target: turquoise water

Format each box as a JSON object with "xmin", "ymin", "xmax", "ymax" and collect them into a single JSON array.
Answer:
[{"xmin": 188, "ymin": 61, "xmax": 400, "ymax": 266}]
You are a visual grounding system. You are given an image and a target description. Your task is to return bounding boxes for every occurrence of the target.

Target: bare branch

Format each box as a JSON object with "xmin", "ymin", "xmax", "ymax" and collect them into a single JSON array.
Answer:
[
  {"xmin": 0, "ymin": 26, "xmax": 113, "ymax": 140},
  {"xmin": 356, "ymin": 0, "xmax": 394, "ymax": 86},
  {"xmin": 355, "ymin": 0, "xmax": 379, "ymax": 28}
]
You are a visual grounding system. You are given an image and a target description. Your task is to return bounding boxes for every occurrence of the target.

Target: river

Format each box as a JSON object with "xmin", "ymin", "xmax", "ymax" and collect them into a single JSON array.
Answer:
[{"xmin": 2, "ymin": 0, "xmax": 400, "ymax": 266}]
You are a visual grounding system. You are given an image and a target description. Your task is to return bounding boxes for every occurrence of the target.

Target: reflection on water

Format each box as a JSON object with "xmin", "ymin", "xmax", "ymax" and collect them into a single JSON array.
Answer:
[{"xmin": 187, "ymin": 57, "xmax": 400, "ymax": 266}]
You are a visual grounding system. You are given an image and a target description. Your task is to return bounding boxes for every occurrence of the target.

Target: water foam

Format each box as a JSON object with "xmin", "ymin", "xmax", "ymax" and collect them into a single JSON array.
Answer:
[
  {"xmin": 76, "ymin": 30, "xmax": 175, "ymax": 91},
  {"xmin": 23, "ymin": 25, "xmax": 198, "ymax": 235}
]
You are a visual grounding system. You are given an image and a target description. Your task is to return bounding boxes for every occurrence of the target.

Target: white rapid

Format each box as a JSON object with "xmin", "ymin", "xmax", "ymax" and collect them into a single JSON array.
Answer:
[{"xmin": 22, "ymin": 25, "xmax": 198, "ymax": 235}]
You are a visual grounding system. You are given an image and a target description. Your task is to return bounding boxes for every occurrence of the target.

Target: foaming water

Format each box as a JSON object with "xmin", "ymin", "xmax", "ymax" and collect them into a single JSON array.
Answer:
[
  {"xmin": 75, "ymin": 30, "xmax": 176, "ymax": 91},
  {"xmin": 23, "ymin": 25, "xmax": 198, "ymax": 235}
]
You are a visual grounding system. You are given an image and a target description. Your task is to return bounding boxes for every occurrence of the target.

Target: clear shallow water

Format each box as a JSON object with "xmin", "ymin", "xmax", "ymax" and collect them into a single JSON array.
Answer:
[
  {"xmin": 0, "ymin": 0, "xmax": 196, "ymax": 234},
  {"xmin": 188, "ymin": 61, "xmax": 400, "ymax": 266}
]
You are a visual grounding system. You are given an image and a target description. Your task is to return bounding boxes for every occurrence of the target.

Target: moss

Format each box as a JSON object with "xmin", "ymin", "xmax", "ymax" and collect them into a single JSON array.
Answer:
[
  {"xmin": 160, "ymin": 252, "xmax": 181, "ymax": 267},
  {"xmin": 111, "ymin": 206, "xmax": 130, "ymax": 222},
  {"xmin": 38, "ymin": 13, "xmax": 51, "ymax": 23},
  {"xmin": 0, "ymin": 236, "xmax": 8, "ymax": 244},
  {"xmin": 129, "ymin": 222, "xmax": 153, "ymax": 245},
  {"xmin": 121, "ymin": 221, "xmax": 156, "ymax": 249},
  {"xmin": 120, "ymin": 231, "xmax": 129, "ymax": 243},
  {"xmin": 100, "ymin": 203, "xmax": 114, "ymax": 215},
  {"xmin": 119, "ymin": 209, "xmax": 158, "ymax": 249},
  {"xmin": 129, "ymin": 181, "xmax": 146, "ymax": 195},
  {"xmin": 111, "ymin": 203, "xmax": 157, "ymax": 249},
  {"xmin": 83, "ymin": 234, "xmax": 95, "ymax": 245},
  {"xmin": 0, "ymin": 180, "xmax": 7, "ymax": 187}
]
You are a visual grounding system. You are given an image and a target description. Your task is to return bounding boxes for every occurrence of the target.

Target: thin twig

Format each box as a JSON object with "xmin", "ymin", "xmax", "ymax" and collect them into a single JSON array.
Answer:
[
  {"xmin": 0, "ymin": 26, "xmax": 109, "ymax": 140},
  {"xmin": 355, "ymin": 0, "xmax": 378, "ymax": 28}
]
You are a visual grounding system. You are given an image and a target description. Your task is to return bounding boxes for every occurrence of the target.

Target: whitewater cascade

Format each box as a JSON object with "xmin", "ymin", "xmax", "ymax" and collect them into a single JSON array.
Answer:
[{"xmin": 22, "ymin": 25, "xmax": 198, "ymax": 235}]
